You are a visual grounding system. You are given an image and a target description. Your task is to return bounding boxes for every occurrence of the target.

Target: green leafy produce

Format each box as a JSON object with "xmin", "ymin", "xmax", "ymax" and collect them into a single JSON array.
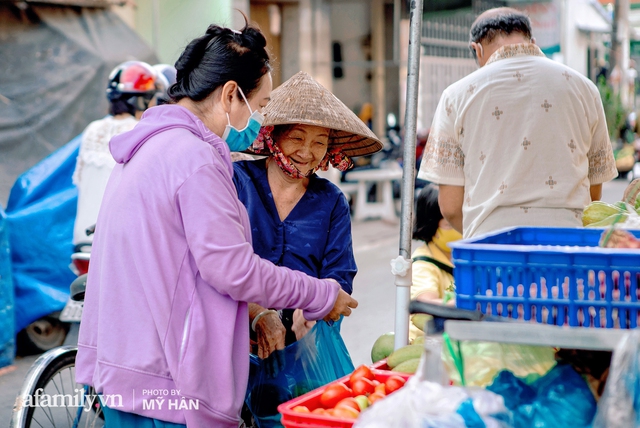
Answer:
[
  {"xmin": 613, "ymin": 201, "xmax": 629, "ymax": 211},
  {"xmin": 583, "ymin": 201, "xmax": 624, "ymax": 226},
  {"xmin": 586, "ymin": 213, "xmax": 628, "ymax": 227}
]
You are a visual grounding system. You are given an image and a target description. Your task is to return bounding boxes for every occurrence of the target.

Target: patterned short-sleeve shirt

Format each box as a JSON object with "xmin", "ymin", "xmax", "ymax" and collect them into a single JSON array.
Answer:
[{"xmin": 418, "ymin": 43, "xmax": 618, "ymax": 237}]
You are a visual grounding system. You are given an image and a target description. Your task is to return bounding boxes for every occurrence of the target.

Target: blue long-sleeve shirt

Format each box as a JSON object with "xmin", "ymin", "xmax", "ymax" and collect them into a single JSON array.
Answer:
[{"xmin": 233, "ymin": 159, "xmax": 356, "ymax": 295}]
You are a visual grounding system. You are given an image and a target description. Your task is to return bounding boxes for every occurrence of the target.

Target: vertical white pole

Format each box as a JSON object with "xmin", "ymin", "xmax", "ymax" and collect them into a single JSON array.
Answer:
[{"xmin": 394, "ymin": 0, "xmax": 423, "ymax": 351}]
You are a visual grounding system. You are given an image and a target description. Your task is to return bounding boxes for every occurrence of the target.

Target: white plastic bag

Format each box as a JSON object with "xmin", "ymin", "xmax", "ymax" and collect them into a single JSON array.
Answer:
[
  {"xmin": 617, "ymin": 202, "xmax": 640, "ymax": 229},
  {"xmin": 353, "ymin": 376, "xmax": 512, "ymax": 428},
  {"xmin": 592, "ymin": 330, "xmax": 640, "ymax": 428}
]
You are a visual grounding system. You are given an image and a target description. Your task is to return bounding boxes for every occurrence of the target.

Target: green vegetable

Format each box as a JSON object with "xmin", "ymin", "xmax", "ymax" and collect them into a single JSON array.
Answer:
[
  {"xmin": 614, "ymin": 201, "xmax": 629, "ymax": 212},
  {"xmin": 586, "ymin": 213, "xmax": 628, "ymax": 227},
  {"xmin": 583, "ymin": 201, "xmax": 624, "ymax": 226}
]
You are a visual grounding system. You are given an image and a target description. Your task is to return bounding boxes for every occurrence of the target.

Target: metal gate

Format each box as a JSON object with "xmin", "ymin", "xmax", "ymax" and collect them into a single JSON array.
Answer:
[
  {"xmin": 416, "ymin": 2, "xmax": 501, "ymax": 130},
  {"xmin": 418, "ymin": 56, "xmax": 476, "ymax": 131}
]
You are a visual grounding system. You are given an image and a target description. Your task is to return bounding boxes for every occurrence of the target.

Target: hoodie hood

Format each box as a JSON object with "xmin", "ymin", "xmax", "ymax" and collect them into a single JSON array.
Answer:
[{"xmin": 109, "ymin": 104, "xmax": 233, "ymax": 174}]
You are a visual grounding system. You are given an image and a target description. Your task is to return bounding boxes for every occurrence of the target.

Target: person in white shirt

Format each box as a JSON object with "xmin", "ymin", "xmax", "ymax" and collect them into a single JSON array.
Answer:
[
  {"xmin": 72, "ymin": 61, "xmax": 158, "ymax": 244},
  {"xmin": 418, "ymin": 7, "xmax": 618, "ymax": 238}
]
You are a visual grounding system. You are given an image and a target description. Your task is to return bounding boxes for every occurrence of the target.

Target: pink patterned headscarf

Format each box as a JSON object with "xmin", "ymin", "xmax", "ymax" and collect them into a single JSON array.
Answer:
[{"xmin": 252, "ymin": 126, "xmax": 353, "ymax": 179}]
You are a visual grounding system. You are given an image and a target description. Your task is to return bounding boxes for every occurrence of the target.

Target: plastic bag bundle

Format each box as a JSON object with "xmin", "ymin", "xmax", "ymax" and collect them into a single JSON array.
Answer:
[
  {"xmin": 614, "ymin": 202, "xmax": 640, "ymax": 229},
  {"xmin": 487, "ymin": 364, "xmax": 597, "ymax": 428},
  {"xmin": 353, "ymin": 377, "xmax": 512, "ymax": 428},
  {"xmin": 592, "ymin": 330, "xmax": 640, "ymax": 427},
  {"xmin": 245, "ymin": 318, "xmax": 354, "ymax": 428},
  {"xmin": 442, "ymin": 338, "xmax": 557, "ymax": 387}
]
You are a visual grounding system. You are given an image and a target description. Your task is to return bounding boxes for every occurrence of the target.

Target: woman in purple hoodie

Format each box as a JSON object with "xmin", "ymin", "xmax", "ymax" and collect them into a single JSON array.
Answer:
[{"xmin": 76, "ymin": 21, "xmax": 357, "ymax": 428}]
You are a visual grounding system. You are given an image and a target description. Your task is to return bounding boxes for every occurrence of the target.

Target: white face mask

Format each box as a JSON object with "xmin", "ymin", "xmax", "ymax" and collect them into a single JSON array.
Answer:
[{"xmin": 221, "ymin": 86, "xmax": 265, "ymax": 152}]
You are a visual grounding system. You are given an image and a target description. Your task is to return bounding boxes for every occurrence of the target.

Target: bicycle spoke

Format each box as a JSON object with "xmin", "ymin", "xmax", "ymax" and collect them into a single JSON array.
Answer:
[
  {"xmin": 18, "ymin": 349, "xmax": 105, "ymax": 428},
  {"xmin": 58, "ymin": 369, "xmax": 75, "ymax": 427},
  {"xmin": 40, "ymin": 397, "xmax": 56, "ymax": 427},
  {"xmin": 30, "ymin": 417, "xmax": 45, "ymax": 428},
  {"xmin": 49, "ymin": 373, "xmax": 73, "ymax": 426}
]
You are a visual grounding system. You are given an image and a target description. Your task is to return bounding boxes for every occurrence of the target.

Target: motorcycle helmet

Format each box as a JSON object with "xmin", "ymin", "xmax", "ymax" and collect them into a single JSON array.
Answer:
[
  {"xmin": 152, "ymin": 64, "xmax": 177, "ymax": 105},
  {"xmin": 106, "ymin": 61, "xmax": 158, "ymax": 112}
]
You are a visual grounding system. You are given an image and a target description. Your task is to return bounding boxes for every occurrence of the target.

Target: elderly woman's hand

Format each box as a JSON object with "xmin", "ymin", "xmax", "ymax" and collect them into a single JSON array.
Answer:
[
  {"xmin": 292, "ymin": 309, "xmax": 316, "ymax": 340},
  {"xmin": 255, "ymin": 310, "xmax": 286, "ymax": 359}
]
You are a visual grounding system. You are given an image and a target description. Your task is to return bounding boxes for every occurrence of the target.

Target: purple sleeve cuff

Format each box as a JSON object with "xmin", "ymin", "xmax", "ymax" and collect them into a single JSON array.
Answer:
[{"xmin": 302, "ymin": 279, "xmax": 340, "ymax": 321}]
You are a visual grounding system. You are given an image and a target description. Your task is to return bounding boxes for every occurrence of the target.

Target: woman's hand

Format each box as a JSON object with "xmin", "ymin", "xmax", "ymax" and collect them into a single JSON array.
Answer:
[
  {"xmin": 323, "ymin": 288, "xmax": 358, "ymax": 322},
  {"xmin": 255, "ymin": 311, "xmax": 286, "ymax": 359},
  {"xmin": 292, "ymin": 309, "xmax": 316, "ymax": 340}
]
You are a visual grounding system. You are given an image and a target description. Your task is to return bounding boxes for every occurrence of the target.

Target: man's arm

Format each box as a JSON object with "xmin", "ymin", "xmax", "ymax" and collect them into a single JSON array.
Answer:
[
  {"xmin": 590, "ymin": 184, "xmax": 602, "ymax": 201},
  {"xmin": 438, "ymin": 185, "xmax": 464, "ymax": 233}
]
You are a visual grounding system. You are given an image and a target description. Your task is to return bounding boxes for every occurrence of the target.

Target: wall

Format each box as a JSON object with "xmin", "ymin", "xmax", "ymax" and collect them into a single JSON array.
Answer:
[
  {"xmin": 562, "ymin": 0, "xmax": 590, "ymax": 76},
  {"xmin": 281, "ymin": 3, "xmax": 300, "ymax": 82},
  {"xmin": 112, "ymin": 0, "xmax": 233, "ymax": 65},
  {"xmin": 250, "ymin": 3, "xmax": 283, "ymax": 87},
  {"xmin": 385, "ymin": 2, "xmax": 400, "ymax": 127},
  {"xmin": 330, "ymin": 0, "xmax": 371, "ymax": 113}
]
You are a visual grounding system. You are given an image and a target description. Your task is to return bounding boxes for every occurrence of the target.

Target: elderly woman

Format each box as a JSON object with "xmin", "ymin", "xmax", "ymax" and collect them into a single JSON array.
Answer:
[{"xmin": 233, "ymin": 72, "xmax": 382, "ymax": 358}]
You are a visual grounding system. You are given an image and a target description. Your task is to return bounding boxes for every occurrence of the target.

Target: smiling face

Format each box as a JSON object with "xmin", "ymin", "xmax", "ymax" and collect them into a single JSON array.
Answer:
[{"xmin": 275, "ymin": 124, "xmax": 331, "ymax": 175}]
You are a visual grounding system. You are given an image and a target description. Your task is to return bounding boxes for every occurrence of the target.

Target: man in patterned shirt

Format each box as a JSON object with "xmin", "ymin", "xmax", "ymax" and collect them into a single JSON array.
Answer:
[{"xmin": 418, "ymin": 7, "xmax": 618, "ymax": 238}]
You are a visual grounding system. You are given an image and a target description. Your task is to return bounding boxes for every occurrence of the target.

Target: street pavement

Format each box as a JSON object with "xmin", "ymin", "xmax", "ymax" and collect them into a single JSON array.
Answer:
[{"xmin": 0, "ymin": 178, "xmax": 631, "ymax": 424}]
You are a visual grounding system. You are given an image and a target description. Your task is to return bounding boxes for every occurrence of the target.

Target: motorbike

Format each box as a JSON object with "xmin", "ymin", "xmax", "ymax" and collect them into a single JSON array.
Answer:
[{"xmin": 58, "ymin": 226, "xmax": 93, "ymax": 339}]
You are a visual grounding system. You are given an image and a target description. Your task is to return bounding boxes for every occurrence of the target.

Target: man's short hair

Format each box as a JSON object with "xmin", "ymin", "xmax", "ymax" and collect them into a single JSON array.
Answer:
[{"xmin": 470, "ymin": 9, "xmax": 532, "ymax": 45}]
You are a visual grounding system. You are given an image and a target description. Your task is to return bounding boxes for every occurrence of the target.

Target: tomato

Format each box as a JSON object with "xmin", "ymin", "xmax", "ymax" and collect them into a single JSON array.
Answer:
[
  {"xmin": 333, "ymin": 406, "xmax": 359, "ymax": 419},
  {"xmin": 349, "ymin": 364, "xmax": 375, "ymax": 385},
  {"xmin": 292, "ymin": 405, "xmax": 310, "ymax": 413},
  {"xmin": 367, "ymin": 392, "xmax": 386, "ymax": 405},
  {"xmin": 351, "ymin": 377, "xmax": 375, "ymax": 396},
  {"xmin": 372, "ymin": 379, "xmax": 381, "ymax": 386},
  {"xmin": 384, "ymin": 375, "xmax": 406, "ymax": 394},
  {"xmin": 335, "ymin": 397, "xmax": 360, "ymax": 412},
  {"xmin": 320, "ymin": 382, "xmax": 352, "ymax": 408},
  {"xmin": 374, "ymin": 383, "xmax": 386, "ymax": 395}
]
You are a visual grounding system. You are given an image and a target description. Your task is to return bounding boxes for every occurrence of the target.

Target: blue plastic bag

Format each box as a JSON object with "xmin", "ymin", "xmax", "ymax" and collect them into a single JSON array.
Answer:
[
  {"xmin": 245, "ymin": 318, "xmax": 354, "ymax": 428},
  {"xmin": 487, "ymin": 363, "xmax": 597, "ymax": 428},
  {"xmin": 0, "ymin": 207, "xmax": 15, "ymax": 367},
  {"xmin": 6, "ymin": 135, "xmax": 79, "ymax": 332}
]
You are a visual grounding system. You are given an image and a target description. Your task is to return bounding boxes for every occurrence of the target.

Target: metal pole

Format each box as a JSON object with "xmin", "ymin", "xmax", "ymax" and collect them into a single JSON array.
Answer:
[{"xmin": 393, "ymin": 0, "xmax": 423, "ymax": 351}]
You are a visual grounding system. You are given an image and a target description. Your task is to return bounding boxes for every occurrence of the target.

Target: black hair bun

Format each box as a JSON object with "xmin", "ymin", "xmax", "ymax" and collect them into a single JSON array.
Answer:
[
  {"xmin": 205, "ymin": 24, "xmax": 230, "ymax": 38},
  {"xmin": 240, "ymin": 25, "xmax": 267, "ymax": 50},
  {"xmin": 174, "ymin": 33, "xmax": 211, "ymax": 77}
]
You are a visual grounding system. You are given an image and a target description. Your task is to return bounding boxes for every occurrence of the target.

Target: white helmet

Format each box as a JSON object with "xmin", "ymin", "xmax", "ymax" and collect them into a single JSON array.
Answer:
[{"xmin": 152, "ymin": 64, "xmax": 177, "ymax": 105}]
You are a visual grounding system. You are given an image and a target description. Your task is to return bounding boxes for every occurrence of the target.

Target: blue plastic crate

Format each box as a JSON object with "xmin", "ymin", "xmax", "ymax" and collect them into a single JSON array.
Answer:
[{"xmin": 450, "ymin": 227, "xmax": 640, "ymax": 328}]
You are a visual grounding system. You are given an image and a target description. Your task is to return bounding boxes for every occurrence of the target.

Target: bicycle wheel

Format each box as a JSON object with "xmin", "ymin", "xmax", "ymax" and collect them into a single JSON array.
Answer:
[{"xmin": 11, "ymin": 345, "xmax": 105, "ymax": 428}]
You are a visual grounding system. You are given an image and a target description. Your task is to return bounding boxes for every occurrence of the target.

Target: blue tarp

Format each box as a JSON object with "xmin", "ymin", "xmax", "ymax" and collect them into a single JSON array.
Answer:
[
  {"xmin": 0, "ymin": 206, "xmax": 15, "ymax": 367},
  {"xmin": 6, "ymin": 136, "xmax": 80, "ymax": 333}
]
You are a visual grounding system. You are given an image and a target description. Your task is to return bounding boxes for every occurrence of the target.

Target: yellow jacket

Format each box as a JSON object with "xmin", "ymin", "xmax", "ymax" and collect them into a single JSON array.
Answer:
[{"xmin": 409, "ymin": 242, "xmax": 454, "ymax": 340}]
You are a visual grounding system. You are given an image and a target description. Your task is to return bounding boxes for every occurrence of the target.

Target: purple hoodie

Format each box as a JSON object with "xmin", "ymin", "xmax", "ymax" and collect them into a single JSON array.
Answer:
[{"xmin": 76, "ymin": 104, "xmax": 339, "ymax": 427}]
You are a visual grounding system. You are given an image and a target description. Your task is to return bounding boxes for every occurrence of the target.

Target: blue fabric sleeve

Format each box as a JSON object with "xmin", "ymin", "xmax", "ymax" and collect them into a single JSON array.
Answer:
[{"xmin": 319, "ymin": 192, "xmax": 357, "ymax": 294}]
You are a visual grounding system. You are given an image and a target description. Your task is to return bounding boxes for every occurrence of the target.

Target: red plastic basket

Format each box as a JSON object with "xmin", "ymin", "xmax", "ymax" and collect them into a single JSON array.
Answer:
[
  {"xmin": 278, "ymin": 368, "xmax": 411, "ymax": 428},
  {"xmin": 370, "ymin": 360, "xmax": 390, "ymax": 371}
]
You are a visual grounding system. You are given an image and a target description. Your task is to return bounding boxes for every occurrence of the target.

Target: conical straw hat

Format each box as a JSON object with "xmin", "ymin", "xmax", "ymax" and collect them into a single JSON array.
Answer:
[{"xmin": 254, "ymin": 71, "xmax": 383, "ymax": 157}]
